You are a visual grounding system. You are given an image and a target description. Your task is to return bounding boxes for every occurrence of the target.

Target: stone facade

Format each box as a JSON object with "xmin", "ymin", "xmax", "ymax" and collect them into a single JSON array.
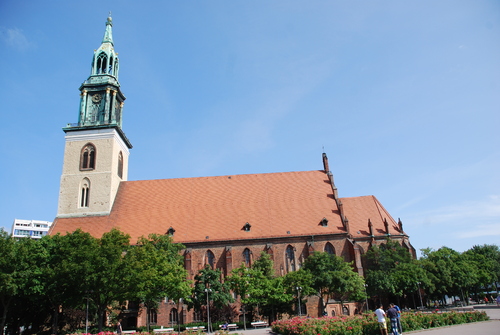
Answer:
[{"xmin": 57, "ymin": 128, "xmax": 130, "ymax": 218}]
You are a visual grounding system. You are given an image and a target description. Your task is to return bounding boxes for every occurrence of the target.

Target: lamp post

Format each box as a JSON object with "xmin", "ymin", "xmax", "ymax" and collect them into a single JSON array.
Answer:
[
  {"xmin": 85, "ymin": 291, "xmax": 93, "ymax": 334},
  {"xmin": 364, "ymin": 284, "xmax": 369, "ymax": 312},
  {"xmin": 205, "ymin": 288, "xmax": 212, "ymax": 333},
  {"xmin": 417, "ymin": 282, "xmax": 424, "ymax": 309},
  {"xmin": 296, "ymin": 286, "xmax": 302, "ymax": 316},
  {"xmin": 85, "ymin": 296, "xmax": 89, "ymax": 334}
]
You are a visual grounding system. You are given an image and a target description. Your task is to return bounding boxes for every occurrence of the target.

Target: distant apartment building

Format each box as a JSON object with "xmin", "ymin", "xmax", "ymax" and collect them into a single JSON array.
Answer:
[{"xmin": 11, "ymin": 219, "xmax": 52, "ymax": 239}]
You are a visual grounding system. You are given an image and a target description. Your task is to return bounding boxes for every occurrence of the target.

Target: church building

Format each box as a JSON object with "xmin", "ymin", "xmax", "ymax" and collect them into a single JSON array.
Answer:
[{"xmin": 49, "ymin": 16, "xmax": 416, "ymax": 329}]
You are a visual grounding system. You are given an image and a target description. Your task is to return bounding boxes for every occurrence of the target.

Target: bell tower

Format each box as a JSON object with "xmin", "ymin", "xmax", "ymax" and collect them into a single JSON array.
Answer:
[{"xmin": 57, "ymin": 15, "xmax": 132, "ymax": 218}]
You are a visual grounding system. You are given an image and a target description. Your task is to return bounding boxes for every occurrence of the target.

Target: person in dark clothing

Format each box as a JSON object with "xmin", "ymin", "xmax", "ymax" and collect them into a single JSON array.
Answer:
[
  {"xmin": 116, "ymin": 321, "xmax": 123, "ymax": 335},
  {"xmin": 386, "ymin": 304, "xmax": 399, "ymax": 335}
]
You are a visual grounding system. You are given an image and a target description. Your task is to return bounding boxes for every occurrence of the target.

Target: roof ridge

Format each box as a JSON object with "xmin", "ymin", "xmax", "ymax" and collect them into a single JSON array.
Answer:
[{"xmin": 123, "ymin": 169, "xmax": 326, "ymax": 183}]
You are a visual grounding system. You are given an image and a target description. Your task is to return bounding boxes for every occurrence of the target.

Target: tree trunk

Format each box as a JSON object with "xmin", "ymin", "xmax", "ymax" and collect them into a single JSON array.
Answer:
[
  {"xmin": 97, "ymin": 305, "xmax": 105, "ymax": 332},
  {"xmin": 0, "ymin": 302, "xmax": 8, "ymax": 335},
  {"xmin": 52, "ymin": 306, "xmax": 59, "ymax": 335}
]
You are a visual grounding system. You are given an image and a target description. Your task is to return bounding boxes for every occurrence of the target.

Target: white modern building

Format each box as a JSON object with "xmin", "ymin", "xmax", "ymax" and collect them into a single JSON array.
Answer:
[{"xmin": 11, "ymin": 219, "xmax": 52, "ymax": 239}]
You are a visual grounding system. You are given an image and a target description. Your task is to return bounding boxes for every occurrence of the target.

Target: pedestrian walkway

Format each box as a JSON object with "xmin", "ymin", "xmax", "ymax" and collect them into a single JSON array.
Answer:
[
  {"xmin": 403, "ymin": 305, "xmax": 499, "ymax": 335},
  {"xmin": 233, "ymin": 305, "xmax": 500, "ymax": 335}
]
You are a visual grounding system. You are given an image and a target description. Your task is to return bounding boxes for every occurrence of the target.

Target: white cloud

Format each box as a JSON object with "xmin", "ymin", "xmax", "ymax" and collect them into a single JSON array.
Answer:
[
  {"xmin": 455, "ymin": 223, "xmax": 500, "ymax": 239},
  {"xmin": 426, "ymin": 195, "xmax": 500, "ymax": 225},
  {"xmin": 0, "ymin": 27, "xmax": 34, "ymax": 51}
]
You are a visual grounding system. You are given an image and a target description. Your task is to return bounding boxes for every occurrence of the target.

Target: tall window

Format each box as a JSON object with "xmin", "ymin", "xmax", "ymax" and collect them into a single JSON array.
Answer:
[
  {"xmin": 117, "ymin": 151, "xmax": 123, "ymax": 178},
  {"xmin": 80, "ymin": 144, "xmax": 96, "ymax": 170},
  {"xmin": 80, "ymin": 178, "xmax": 90, "ymax": 208},
  {"xmin": 206, "ymin": 250, "xmax": 215, "ymax": 269},
  {"xmin": 324, "ymin": 242, "xmax": 335, "ymax": 255},
  {"xmin": 149, "ymin": 309, "xmax": 158, "ymax": 324},
  {"xmin": 169, "ymin": 308, "xmax": 178, "ymax": 324},
  {"xmin": 243, "ymin": 248, "xmax": 251, "ymax": 267},
  {"xmin": 96, "ymin": 52, "xmax": 107, "ymax": 74},
  {"xmin": 108, "ymin": 56, "xmax": 114, "ymax": 75},
  {"xmin": 285, "ymin": 245, "xmax": 296, "ymax": 272}
]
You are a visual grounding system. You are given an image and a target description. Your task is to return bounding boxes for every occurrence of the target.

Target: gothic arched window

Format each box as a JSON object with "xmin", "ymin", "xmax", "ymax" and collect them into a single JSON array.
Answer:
[
  {"xmin": 169, "ymin": 308, "xmax": 178, "ymax": 324},
  {"xmin": 285, "ymin": 245, "xmax": 296, "ymax": 272},
  {"xmin": 113, "ymin": 58, "xmax": 119, "ymax": 78},
  {"xmin": 80, "ymin": 178, "xmax": 90, "ymax": 208},
  {"xmin": 80, "ymin": 144, "xmax": 96, "ymax": 170},
  {"xmin": 325, "ymin": 242, "xmax": 335, "ymax": 255},
  {"xmin": 96, "ymin": 52, "xmax": 107, "ymax": 74},
  {"xmin": 117, "ymin": 151, "xmax": 123, "ymax": 178},
  {"xmin": 149, "ymin": 309, "xmax": 158, "ymax": 324},
  {"xmin": 108, "ymin": 56, "xmax": 114, "ymax": 75},
  {"xmin": 243, "ymin": 248, "xmax": 252, "ymax": 267},
  {"xmin": 206, "ymin": 250, "xmax": 215, "ymax": 269}
]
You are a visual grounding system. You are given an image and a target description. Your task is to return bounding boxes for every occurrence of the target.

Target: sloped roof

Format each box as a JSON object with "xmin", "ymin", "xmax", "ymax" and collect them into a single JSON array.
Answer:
[
  {"xmin": 50, "ymin": 170, "xmax": 404, "ymax": 244},
  {"xmin": 341, "ymin": 195, "xmax": 402, "ymax": 237}
]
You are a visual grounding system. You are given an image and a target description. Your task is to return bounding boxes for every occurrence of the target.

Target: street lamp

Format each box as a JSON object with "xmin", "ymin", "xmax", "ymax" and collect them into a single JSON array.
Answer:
[
  {"xmin": 85, "ymin": 296, "xmax": 89, "ymax": 334},
  {"xmin": 364, "ymin": 284, "xmax": 369, "ymax": 312},
  {"xmin": 205, "ymin": 288, "xmax": 212, "ymax": 333},
  {"xmin": 296, "ymin": 287, "xmax": 302, "ymax": 316},
  {"xmin": 85, "ymin": 291, "xmax": 93, "ymax": 334}
]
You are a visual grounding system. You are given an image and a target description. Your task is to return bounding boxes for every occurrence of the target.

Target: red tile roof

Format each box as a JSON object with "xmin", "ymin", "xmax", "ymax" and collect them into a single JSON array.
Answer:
[
  {"xmin": 50, "ymin": 170, "xmax": 404, "ymax": 243},
  {"xmin": 341, "ymin": 195, "xmax": 402, "ymax": 237}
]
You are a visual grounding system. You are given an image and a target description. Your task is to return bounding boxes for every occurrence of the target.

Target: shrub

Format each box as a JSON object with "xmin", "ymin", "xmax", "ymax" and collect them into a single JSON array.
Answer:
[{"xmin": 271, "ymin": 311, "xmax": 489, "ymax": 335}]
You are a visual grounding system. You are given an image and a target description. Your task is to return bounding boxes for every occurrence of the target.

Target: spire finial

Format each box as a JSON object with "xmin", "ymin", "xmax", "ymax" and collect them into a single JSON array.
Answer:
[{"xmin": 102, "ymin": 13, "xmax": 114, "ymax": 45}]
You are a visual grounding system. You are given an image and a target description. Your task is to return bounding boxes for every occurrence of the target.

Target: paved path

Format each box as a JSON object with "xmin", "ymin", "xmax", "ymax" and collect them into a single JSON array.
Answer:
[{"xmin": 233, "ymin": 305, "xmax": 500, "ymax": 335}]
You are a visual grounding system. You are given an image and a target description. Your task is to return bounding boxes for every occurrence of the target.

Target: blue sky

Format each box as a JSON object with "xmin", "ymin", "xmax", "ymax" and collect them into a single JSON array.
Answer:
[{"xmin": 0, "ymin": 1, "xmax": 498, "ymax": 257}]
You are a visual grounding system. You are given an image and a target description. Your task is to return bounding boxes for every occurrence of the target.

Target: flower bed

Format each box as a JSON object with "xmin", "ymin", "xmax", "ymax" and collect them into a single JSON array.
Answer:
[{"xmin": 271, "ymin": 311, "xmax": 489, "ymax": 335}]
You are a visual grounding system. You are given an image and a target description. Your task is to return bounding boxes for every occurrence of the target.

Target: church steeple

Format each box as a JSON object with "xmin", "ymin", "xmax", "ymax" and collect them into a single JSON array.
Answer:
[
  {"xmin": 57, "ymin": 15, "xmax": 131, "ymax": 219},
  {"xmin": 91, "ymin": 14, "xmax": 119, "ymax": 79},
  {"xmin": 64, "ymin": 14, "xmax": 130, "ymax": 145}
]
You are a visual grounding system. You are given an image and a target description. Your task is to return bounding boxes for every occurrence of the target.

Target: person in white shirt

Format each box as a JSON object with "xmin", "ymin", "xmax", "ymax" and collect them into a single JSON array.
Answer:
[{"xmin": 375, "ymin": 305, "xmax": 388, "ymax": 335}]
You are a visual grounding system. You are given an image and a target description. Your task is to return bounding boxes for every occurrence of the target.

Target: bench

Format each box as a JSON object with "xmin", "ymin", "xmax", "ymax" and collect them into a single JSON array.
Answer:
[
  {"xmin": 153, "ymin": 328, "xmax": 174, "ymax": 333},
  {"xmin": 122, "ymin": 331, "xmax": 136, "ymax": 334},
  {"xmin": 185, "ymin": 326, "xmax": 206, "ymax": 332},
  {"xmin": 251, "ymin": 321, "xmax": 268, "ymax": 328},
  {"xmin": 219, "ymin": 323, "xmax": 238, "ymax": 330}
]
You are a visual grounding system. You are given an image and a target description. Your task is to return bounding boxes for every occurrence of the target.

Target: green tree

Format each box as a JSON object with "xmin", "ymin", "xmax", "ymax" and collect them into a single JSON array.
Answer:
[
  {"xmin": 0, "ymin": 231, "xmax": 52, "ymax": 334},
  {"xmin": 189, "ymin": 265, "xmax": 233, "ymax": 326},
  {"xmin": 466, "ymin": 244, "xmax": 500, "ymax": 294},
  {"xmin": 282, "ymin": 269, "xmax": 315, "ymax": 315},
  {"xmin": 363, "ymin": 239, "xmax": 416, "ymax": 305},
  {"xmin": 0, "ymin": 229, "xmax": 18, "ymax": 335},
  {"xmin": 246, "ymin": 253, "xmax": 291, "ymax": 322},
  {"xmin": 302, "ymin": 251, "xmax": 366, "ymax": 314},
  {"xmin": 420, "ymin": 247, "xmax": 469, "ymax": 305},
  {"xmin": 226, "ymin": 263, "xmax": 255, "ymax": 328},
  {"xmin": 126, "ymin": 234, "xmax": 191, "ymax": 331},
  {"xmin": 391, "ymin": 260, "xmax": 432, "ymax": 307},
  {"xmin": 227, "ymin": 252, "xmax": 295, "ymax": 323},
  {"xmin": 85, "ymin": 229, "xmax": 131, "ymax": 331},
  {"xmin": 43, "ymin": 230, "xmax": 101, "ymax": 333}
]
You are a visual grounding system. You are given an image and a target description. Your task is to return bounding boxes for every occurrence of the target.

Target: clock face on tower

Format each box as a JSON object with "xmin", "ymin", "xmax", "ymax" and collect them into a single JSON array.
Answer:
[{"xmin": 92, "ymin": 94, "xmax": 102, "ymax": 103}]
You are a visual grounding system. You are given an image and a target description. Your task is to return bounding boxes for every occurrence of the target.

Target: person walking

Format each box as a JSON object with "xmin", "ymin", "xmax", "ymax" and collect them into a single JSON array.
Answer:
[
  {"xmin": 394, "ymin": 304, "xmax": 402, "ymax": 334},
  {"xmin": 386, "ymin": 304, "xmax": 399, "ymax": 335},
  {"xmin": 375, "ymin": 305, "xmax": 388, "ymax": 335}
]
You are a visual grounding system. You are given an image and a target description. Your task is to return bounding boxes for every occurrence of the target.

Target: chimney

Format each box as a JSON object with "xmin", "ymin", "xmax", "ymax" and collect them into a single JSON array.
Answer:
[{"xmin": 398, "ymin": 218, "xmax": 403, "ymax": 233}]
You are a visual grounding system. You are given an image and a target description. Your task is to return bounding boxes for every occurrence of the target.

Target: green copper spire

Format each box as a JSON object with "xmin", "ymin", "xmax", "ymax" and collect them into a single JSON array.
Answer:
[
  {"xmin": 90, "ymin": 13, "xmax": 119, "ymax": 79},
  {"xmin": 102, "ymin": 13, "xmax": 114, "ymax": 46},
  {"xmin": 63, "ymin": 13, "xmax": 131, "ymax": 150}
]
